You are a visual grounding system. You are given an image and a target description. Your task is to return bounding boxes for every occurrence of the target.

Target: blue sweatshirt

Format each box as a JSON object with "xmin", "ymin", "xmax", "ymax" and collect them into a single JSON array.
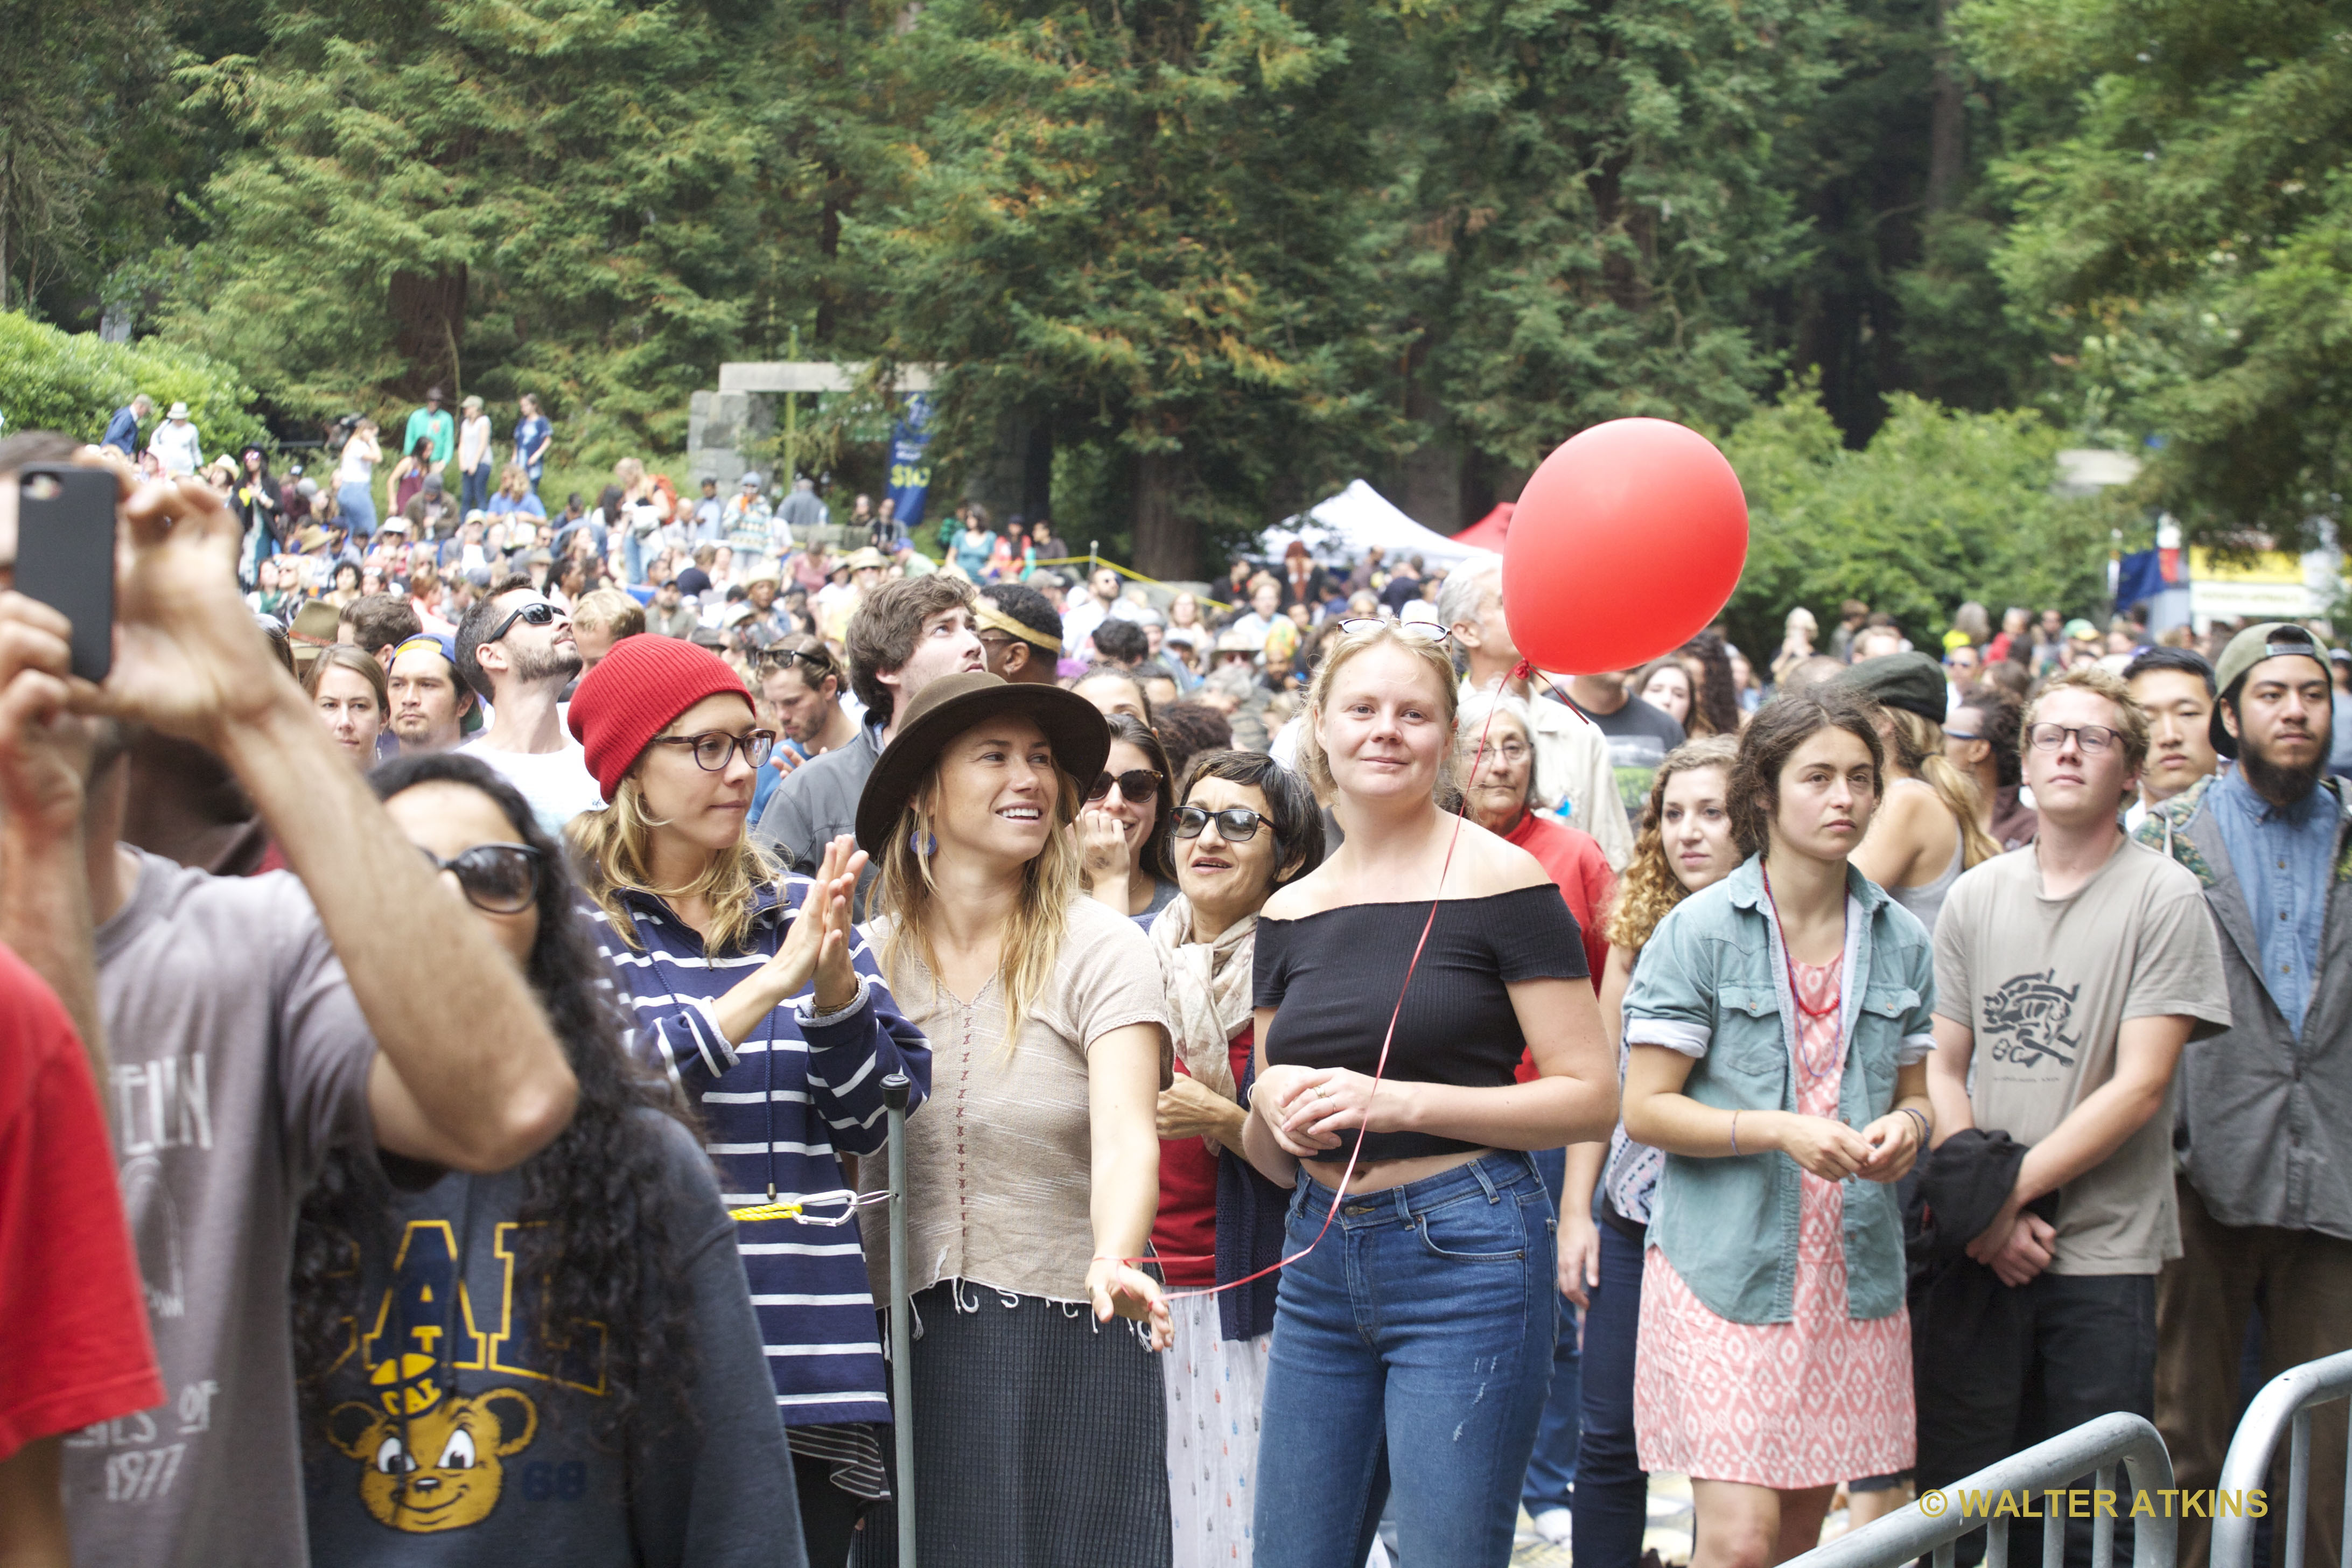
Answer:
[{"xmin": 586, "ymin": 876, "xmax": 931, "ymax": 1427}]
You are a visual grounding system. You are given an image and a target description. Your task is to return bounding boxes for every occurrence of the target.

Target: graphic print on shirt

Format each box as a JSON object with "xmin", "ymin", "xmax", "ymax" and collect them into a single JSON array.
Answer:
[
  {"xmin": 1982, "ymin": 969, "xmax": 2081, "ymax": 1069},
  {"xmin": 320, "ymin": 1219, "xmax": 604, "ymax": 1533}
]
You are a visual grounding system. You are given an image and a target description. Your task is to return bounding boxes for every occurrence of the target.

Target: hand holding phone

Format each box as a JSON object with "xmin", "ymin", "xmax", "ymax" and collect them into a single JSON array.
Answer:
[{"xmin": 13, "ymin": 465, "xmax": 116, "ymax": 683}]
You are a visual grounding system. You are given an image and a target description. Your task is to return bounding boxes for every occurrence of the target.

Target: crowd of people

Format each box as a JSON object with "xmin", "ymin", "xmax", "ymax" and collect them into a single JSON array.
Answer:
[{"xmin": 1, "ymin": 418, "xmax": 2347, "ymax": 1568}]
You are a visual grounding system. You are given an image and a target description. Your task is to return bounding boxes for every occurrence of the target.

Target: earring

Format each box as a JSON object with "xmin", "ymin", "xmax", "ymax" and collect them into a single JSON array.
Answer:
[{"xmin": 909, "ymin": 828, "xmax": 936, "ymax": 857}]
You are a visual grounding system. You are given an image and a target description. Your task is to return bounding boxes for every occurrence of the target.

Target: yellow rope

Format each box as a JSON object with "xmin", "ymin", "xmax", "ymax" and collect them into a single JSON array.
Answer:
[{"xmin": 1030, "ymin": 555, "xmax": 1233, "ymax": 612}]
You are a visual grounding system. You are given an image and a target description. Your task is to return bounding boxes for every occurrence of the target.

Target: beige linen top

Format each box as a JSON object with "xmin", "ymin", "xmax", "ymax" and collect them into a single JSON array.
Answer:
[{"xmin": 858, "ymin": 897, "xmax": 1172, "ymax": 1304}]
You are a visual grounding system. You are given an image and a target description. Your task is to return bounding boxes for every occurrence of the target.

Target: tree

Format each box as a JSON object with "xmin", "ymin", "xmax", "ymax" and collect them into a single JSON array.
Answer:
[{"xmin": 1968, "ymin": 0, "xmax": 2352, "ymax": 548}]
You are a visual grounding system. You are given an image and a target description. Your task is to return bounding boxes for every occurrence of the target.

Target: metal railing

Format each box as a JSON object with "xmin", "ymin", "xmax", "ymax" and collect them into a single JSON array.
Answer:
[
  {"xmin": 882, "ymin": 1071, "xmax": 917, "ymax": 1568},
  {"xmin": 2213, "ymin": 1348, "xmax": 2352, "ymax": 1568},
  {"xmin": 1787, "ymin": 1413, "xmax": 2178, "ymax": 1568}
]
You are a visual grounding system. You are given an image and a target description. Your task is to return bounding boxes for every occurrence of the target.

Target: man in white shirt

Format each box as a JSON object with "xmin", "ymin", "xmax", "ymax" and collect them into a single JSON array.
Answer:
[
  {"xmin": 150, "ymin": 402, "xmax": 202, "ymax": 476},
  {"xmin": 1059, "ymin": 565, "xmax": 1128, "ymax": 655},
  {"xmin": 453, "ymin": 576, "xmax": 604, "ymax": 835}
]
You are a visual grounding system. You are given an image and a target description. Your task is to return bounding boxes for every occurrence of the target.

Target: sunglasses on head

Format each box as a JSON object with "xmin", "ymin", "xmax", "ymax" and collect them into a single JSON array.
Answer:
[
  {"xmin": 419, "ymin": 842, "xmax": 544, "ymax": 914},
  {"xmin": 1172, "ymin": 804, "xmax": 1269, "ymax": 841},
  {"xmin": 486, "ymin": 599, "xmax": 563, "ymax": 644},
  {"xmin": 1086, "ymin": 768, "xmax": 1163, "ymax": 802},
  {"xmin": 1338, "ymin": 617, "xmax": 1452, "ymax": 643}
]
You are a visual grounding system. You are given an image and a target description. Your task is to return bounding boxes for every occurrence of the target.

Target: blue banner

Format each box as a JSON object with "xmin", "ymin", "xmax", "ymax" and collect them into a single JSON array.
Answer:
[{"xmin": 886, "ymin": 395, "xmax": 933, "ymax": 530}]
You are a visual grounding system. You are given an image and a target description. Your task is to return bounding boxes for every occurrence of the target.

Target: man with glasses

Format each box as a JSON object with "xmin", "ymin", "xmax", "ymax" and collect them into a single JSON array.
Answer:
[
  {"xmin": 1920, "ymin": 666, "xmax": 2230, "ymax": 1568},
  {"xmin": 454, "ymin": 576, "xmax": 601, "ymax": 835},
  {"xmin": 2137, "ymin": 622, "xmax": 2352, "ymax": 1568}
]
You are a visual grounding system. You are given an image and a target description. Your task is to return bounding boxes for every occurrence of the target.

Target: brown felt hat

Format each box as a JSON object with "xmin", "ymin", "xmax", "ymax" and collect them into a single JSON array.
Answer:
[{"xmin": 854, "ymin": 672, "xmax": 1110, "ymax": 857}]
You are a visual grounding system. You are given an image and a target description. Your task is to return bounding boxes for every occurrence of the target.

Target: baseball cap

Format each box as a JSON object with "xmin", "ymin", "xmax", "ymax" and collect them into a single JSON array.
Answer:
[{"xmin": 2209, "ymin": 621, "xmax": 2332, "ymax": 758}]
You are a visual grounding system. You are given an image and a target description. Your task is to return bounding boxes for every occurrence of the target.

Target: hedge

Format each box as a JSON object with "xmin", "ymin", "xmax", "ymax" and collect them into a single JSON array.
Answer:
[{"xmin": 0, "ymin": 314, "xmax": 270, "ymax": 459}]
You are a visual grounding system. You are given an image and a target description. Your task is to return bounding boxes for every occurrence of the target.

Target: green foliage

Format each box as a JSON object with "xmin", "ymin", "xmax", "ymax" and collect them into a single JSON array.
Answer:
[
  {"xmin": 1965, "ymin": 0, "xmax": 2352, "ymax": 547},
  {"xmin": 0, "ymin": 313, "xmax": 269, "ymax": 454},
  {"xmin": 1720, "ymin": 379, "xmax": 2118, "ymax": 655}
]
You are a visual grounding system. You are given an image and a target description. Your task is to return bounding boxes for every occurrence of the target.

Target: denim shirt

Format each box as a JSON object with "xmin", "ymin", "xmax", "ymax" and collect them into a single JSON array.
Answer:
[
  {"xmin": 1622, "ymin": 854, "xmax": 1937, "ymax": 1324},
  {"xmin": 2208, "ymin": 768, "xmax": 2338, "ymax": 1039}
]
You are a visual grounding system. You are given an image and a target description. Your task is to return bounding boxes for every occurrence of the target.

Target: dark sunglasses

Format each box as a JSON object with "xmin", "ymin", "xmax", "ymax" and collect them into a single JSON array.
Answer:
[
  {"xmin": 1172, "ymin": 805, "xmax": 1268, "ymax": 842},
  {"xmin": 760, "ymin": 647, "xmax": 836, "ymax": 677},
  {"xmin": 419, "ymin": 842, "xmax": 543, "ymax": 914},
  {"xmin": 649, "ymin": 729, "xmax": 778, "ymax": 772},
  {"xmin": 486, "ymin": 599, "xmax": 564, "ymax": 644},
  {"xmin": 1086, "ymin": 768, "xmax": 1163, "ymax": 802}
]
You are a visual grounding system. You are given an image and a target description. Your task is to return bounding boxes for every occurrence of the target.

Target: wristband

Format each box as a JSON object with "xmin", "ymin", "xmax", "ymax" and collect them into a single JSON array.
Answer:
[{"xmin": 1899, "ymin": 1106, "xmax": 1931, "ymax": 1147}]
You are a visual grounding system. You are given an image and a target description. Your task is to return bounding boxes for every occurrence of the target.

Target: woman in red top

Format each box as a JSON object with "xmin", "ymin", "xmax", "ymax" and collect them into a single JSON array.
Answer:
[{"xmin": 1147, "ymin": 748, "xmax": 1326, "ymax": 1568}]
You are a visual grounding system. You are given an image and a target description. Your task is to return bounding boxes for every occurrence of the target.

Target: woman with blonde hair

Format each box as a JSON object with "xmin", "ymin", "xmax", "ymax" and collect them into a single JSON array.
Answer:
[
  {"xmin": 1245, "ymin": 618, "xmax": 1617, "ymax": 1566},
  {"xmin": 565, "ymin": 634, "xmax": 932, "ymax": 1567},
  {"xmin": 1562, "ymin": 736, "xmax": 1741, "ymax": 1568},
  {"xmin": 1835, "ymin": 652, "xmax": 1999, "ymax": 933},
  {"xmin": 852, "ymin": 671, "xmax": 1174, "ymax": 1568}
]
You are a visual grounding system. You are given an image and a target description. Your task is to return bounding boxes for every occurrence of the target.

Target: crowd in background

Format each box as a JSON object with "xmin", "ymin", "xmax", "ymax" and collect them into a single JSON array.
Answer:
[{"xmin": 3, "ymin": 412, "xmax": 2348, "ymax": 1568}]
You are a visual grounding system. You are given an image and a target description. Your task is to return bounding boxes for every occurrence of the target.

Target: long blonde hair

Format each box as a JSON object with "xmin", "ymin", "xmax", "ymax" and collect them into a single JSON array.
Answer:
[
  {"xmin": 1883, "ymin": 706, "xmax": 2000, "ymax": 870},
  {"xmin": 570, "ymin": 774, "xmax": 780, "ymax": 955},
  {"xmin": 1296, "ymin": 620, "xmax": 1461, "ymax": 804},
  {"xmin": 1605, "ymin": 736, "xmax": 1740, "ymax": 953},
  {"xmin": 873, "ymin": 759, "xmax": 1086, "ymax": 1045}
]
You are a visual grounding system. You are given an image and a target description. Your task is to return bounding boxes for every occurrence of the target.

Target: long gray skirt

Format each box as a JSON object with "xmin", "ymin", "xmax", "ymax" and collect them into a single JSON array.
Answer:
[{"xmin": 853, "ymin": 1280, "xmax": 1173, "ymax": 1568}]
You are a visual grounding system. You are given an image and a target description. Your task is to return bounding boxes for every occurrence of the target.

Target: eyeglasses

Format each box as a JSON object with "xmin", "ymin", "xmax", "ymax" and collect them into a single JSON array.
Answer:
[
  {"xmin": 485, "ymin": 599, "xmax": 563, "ymax": 644},
  {"xmin": 1173, "ymin": 804, "xmax": 1269, "ymax": 842},
  {"xmin": 760, "ymin": 647, "xmax": 836, "ymax": 677},
  {"xmin": 649, "ymin": 730, "xmax": 778, "ymax": 771},
  {"xmin": 1338, "ymin": 617, "xmax": 1452, "ymax": 643},
  {"xmin": 418, "ymin": 842, "xmax": 543, "ymax": 914},
  {"xmin": 1086, "ymin": 768, "xmax": 1163, "ymax": 803},
  {"xmin": 2026, "ymin": 722, "xmax": 2119, "ymax": 754},
  {"xmin": 1472, "ymin": 739, "xmax": 1531, "ymax": 764}
]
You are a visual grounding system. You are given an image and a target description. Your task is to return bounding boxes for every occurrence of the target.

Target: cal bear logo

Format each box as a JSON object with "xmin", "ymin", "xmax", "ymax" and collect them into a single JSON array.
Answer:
[
  {"xmin": 1983, "ymin": 969, "xmax": 2081, "ymax": 1070},
  {"xmin": 327, "ymin": 1354, "xmax": 538, "ymax": 1534}
]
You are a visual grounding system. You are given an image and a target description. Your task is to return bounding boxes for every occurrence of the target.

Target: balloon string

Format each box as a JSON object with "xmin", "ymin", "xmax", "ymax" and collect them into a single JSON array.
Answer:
[{"xmin": 1138, "ymin": 673, "xmax": 1515, "ymax": 1296}]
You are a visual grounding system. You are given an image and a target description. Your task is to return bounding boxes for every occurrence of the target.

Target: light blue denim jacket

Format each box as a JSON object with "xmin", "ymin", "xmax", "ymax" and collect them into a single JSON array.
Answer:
[{"xmin": 1622, "ymin": 853, "xmax": 1937, "ymax": 1324}]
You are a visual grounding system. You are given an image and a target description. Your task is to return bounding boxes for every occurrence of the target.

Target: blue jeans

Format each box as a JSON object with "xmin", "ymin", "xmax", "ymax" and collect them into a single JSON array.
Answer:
[
  {"xmin": 1255, "ymin": 1151, "xmax": 1556, "ymax": 1568},
  {"xmin": 336, "ymin": 481, "xmax": 376, "ymax": 536},
  {"xmin": 1572, "ymin": 1208, "xmax": 1649, "ymax": 1568},
  {"xmin": 1522, "ymin": 1146, "xmax": 1582, "ymax": 1516},
  {"xmin": 460, "ymin": 462, "xmax": 492, "ymax": 515}
]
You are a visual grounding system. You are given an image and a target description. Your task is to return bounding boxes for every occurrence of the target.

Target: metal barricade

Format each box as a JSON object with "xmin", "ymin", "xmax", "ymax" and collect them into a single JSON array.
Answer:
[
  {"xmin": 881, "ymin": 1071, "xmax": 916, "ymax": 1568},
  {"xmin": 2213, "ymin": 1348, "xmax": 2352, "ymax": 1568},
  {"xmin": 1786, "ymin": 1413, "xmax": 2178, "ymax": 1568}
]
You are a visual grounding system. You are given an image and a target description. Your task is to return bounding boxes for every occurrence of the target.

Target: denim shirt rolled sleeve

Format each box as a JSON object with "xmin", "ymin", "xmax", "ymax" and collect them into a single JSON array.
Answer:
[
  {"xmin": 2210, "ymin": 768, "xmax": 2334, "ymax": 1038},
  {"xmin": 1621, "ymin": 854, "xmax": 1934, "ymax": 1325}
]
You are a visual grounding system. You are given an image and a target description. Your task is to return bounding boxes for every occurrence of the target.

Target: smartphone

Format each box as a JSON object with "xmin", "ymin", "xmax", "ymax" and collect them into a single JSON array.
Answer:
[{"xmin": 14, "ymin": 464, "xmax": 117, "ymax": 683}]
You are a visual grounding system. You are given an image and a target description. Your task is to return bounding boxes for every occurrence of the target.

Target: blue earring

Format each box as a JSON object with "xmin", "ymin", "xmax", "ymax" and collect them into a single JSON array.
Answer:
[{"xmin": 909, "ymin": 829, "xmax": 936, "ymax": 857}]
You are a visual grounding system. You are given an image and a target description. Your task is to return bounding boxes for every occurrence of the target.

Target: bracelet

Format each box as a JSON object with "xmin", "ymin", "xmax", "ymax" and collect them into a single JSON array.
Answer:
[
  {"xmin": 1729, "ymin": 1111, "xmax": 1742, "ymax": 1158},
  {"xmin": 1899, "ymin": 1106, "xmax": 1931, "ymax": 1146}
]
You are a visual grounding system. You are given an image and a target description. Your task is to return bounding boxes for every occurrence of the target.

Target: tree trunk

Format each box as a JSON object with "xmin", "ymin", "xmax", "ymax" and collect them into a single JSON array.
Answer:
[
  {"xmin": 1924, "ymin": 0, "xmax": 1966, "ymax": 214},
  {"xmin": 389, "ymin": 266, "xmax": 468, "ymax": 397},
  {"xmin": 1132, "ymin": 448, "xmax": 1198, "ymax": 580}
]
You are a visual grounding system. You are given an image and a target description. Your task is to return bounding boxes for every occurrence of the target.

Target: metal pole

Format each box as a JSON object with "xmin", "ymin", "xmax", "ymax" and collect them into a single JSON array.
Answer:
[
  {"xmin": 883, "ymin": 1070, "xmax": 915, "ymax": 1568},
  {"xmin": 785, "ymin": 324, "xmax": 800, "ymax": 492}
]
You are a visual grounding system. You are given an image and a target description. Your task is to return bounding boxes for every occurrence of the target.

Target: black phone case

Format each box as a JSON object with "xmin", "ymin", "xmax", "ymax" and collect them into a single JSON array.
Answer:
[{"xmin": 15, "ymin": 464, "xmax": 116, "ymax": 683}]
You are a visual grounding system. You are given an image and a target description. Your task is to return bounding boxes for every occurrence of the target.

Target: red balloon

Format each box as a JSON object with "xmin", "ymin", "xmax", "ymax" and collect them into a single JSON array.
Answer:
[{"xmin": 1501, "ymin": 418, "xmax": 1748, "ymax": 676}]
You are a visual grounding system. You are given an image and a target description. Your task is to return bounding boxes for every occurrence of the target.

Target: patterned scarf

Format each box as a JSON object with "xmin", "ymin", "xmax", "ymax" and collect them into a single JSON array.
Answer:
[{"xmin": 1147, "ymin": 894, "xmax": 1254, "ymax": 1102}]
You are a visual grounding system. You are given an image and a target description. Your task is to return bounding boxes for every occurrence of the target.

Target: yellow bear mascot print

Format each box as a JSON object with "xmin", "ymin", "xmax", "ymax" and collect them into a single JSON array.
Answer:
[{"xmin": 328, "ymin": 1356, "xmax": 539, "ymax": 1533}]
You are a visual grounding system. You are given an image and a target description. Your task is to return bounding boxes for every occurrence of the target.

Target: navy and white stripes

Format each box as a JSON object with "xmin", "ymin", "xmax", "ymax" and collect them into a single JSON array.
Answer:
[{"xmin": 586, "ymin": 878, "xmax": 930, "ymax": 1428}]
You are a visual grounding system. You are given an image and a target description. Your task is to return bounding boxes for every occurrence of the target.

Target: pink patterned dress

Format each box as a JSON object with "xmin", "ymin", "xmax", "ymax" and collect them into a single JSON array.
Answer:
[{"xmin": 1632, "ymin": 957, "xmax": 1915, "ymax": 1488}]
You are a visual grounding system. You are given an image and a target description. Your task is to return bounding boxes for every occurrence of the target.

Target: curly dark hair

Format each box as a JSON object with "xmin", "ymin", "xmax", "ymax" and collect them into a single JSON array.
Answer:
[{"xmin": 290, "ymin": 751, "xmax": 702, "ymax": 1447}]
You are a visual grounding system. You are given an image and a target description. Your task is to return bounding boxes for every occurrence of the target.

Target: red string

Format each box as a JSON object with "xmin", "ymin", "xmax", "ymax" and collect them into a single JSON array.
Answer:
[{"xmin": 1138, "ymin": 667, "xmax": 1521, "ymax": 1298}]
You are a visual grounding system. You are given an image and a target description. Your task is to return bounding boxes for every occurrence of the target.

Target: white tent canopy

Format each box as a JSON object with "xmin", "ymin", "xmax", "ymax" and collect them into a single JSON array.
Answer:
[{"xmin": 1261, "ymin": 479, "xmax": 1483, "ymax": 568}]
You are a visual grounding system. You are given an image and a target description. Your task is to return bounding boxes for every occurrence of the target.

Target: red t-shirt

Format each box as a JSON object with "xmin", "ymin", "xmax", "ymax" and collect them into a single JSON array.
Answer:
[
  {"xmin": 0, "ymin": 942, "xmax": 163, "ymax": 1461},
  {"xmin": 1151, "ymin": 1025, "xmax": 1253, "ymax": 1289},
  {"xmin": 1504, "ymin": 812, "xmax": 1617, "ymax": 1082}
]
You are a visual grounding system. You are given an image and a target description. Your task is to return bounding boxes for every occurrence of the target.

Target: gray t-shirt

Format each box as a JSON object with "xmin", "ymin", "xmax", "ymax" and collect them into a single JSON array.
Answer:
[
  {"xmin": 751, "ymin": 720, "xmax": 883, "ymax": 912},
  {"xmin": 1933, "ymin": 837, "xmax": 2231, "ymax": 1275},
  {"xmin": 68, "ymin": 850, "xmax": 376, "ymax": 1567}
]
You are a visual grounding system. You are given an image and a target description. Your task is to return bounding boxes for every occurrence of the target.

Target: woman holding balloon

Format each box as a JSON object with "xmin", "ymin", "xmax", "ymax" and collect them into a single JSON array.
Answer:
[{"xmin": 1243, "ymin": 619, "xmax": 1615, "ymax": 1568}]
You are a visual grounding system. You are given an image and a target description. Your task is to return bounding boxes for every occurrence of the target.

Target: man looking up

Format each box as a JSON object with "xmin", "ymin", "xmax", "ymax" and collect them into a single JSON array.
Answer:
[
  {"xmin": 2122, "ymin": 647, "xmax": 2220, "ymax": 832},
  {"xmin": 753, "ymin": 575, "xmax": 983, "ymax": 906},
  {"xmin": 0, "ymin": 439, "xmax": 575, "ymax": 1566},
  {"xmin": 2139, "ymin": 621, "xmax": 2351, "ymax": 1568},
  {"xmin": 976, "ymin": 582, "xmax": 1065, "ymax": 683},
  {"xmin": 1921, "ymin": 667, "xmax": 2229, "ymax": 1568},
  {"xmin": 1442, "ymin": 551, "xmax": 1633, "ymax": 869},
  {"xmin": 455, "ymin": 576, "xmax": 601, "ymax": 835},
  {"xmin": 386, "ymin": 632, "xmax": 475, "ymax": 754}
]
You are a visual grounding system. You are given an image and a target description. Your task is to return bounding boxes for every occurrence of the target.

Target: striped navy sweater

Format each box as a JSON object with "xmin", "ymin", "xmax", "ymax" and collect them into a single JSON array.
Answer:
[{"xmin": 586, "ymin": 877, "xmax": 931, "ymax": 1427}]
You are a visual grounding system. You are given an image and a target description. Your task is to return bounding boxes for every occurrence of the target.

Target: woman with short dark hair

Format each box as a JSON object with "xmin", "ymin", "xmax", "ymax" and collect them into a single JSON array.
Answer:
[
  {"xmin": 1080, "ymin": 712, "xmax": 1179, "ymax": 926},
  {"xmin": 1620, "ymin": 689, "xmax": 1937, "ymax": 1568}
]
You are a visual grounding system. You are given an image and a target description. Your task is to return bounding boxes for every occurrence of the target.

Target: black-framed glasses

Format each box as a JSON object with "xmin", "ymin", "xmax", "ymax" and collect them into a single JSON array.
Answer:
[
  {"xmin": 2026, "ymin": 722, "xmax": 2119, "ymax": 754},
  {"xmin": 419, "ymin": 842, "xmax": 543, "ymax": 914},
  {"xmin": 486, "ymin": 599, "xmax": 563, "ymax": 644},
  {"xmin": 1086, "ymin": 768, "xmax": 1163, "ymax": 802},
  {"xmin": 1173, "ymin": 804, "xmax": 1268, "ymax": 842},
  {"xmin": 1338, "ymin": 617, "xmax": 1452, "ymax": 644},
  {"xmin": 649, "ymin": 730, "xmax": 778, "ymax": 771}
]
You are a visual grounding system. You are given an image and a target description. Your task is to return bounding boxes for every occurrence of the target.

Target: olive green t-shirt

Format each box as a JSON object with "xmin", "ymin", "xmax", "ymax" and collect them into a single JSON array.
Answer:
[{"xmin": 1933, "ymin": 837, "xmax": 2231, "ymax": 1274}]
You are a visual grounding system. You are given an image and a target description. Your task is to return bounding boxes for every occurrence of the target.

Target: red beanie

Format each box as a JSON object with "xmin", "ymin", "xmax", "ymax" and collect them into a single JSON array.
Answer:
[{"xmin": 566, "ymin": 634, "xmax": 752, "ymax": 801}]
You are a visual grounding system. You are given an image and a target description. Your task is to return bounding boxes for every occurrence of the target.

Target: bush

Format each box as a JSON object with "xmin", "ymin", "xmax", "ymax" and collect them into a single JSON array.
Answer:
[{"xmin": 0, "ymin": 315, "xmax": 270, "ymax": 459}]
